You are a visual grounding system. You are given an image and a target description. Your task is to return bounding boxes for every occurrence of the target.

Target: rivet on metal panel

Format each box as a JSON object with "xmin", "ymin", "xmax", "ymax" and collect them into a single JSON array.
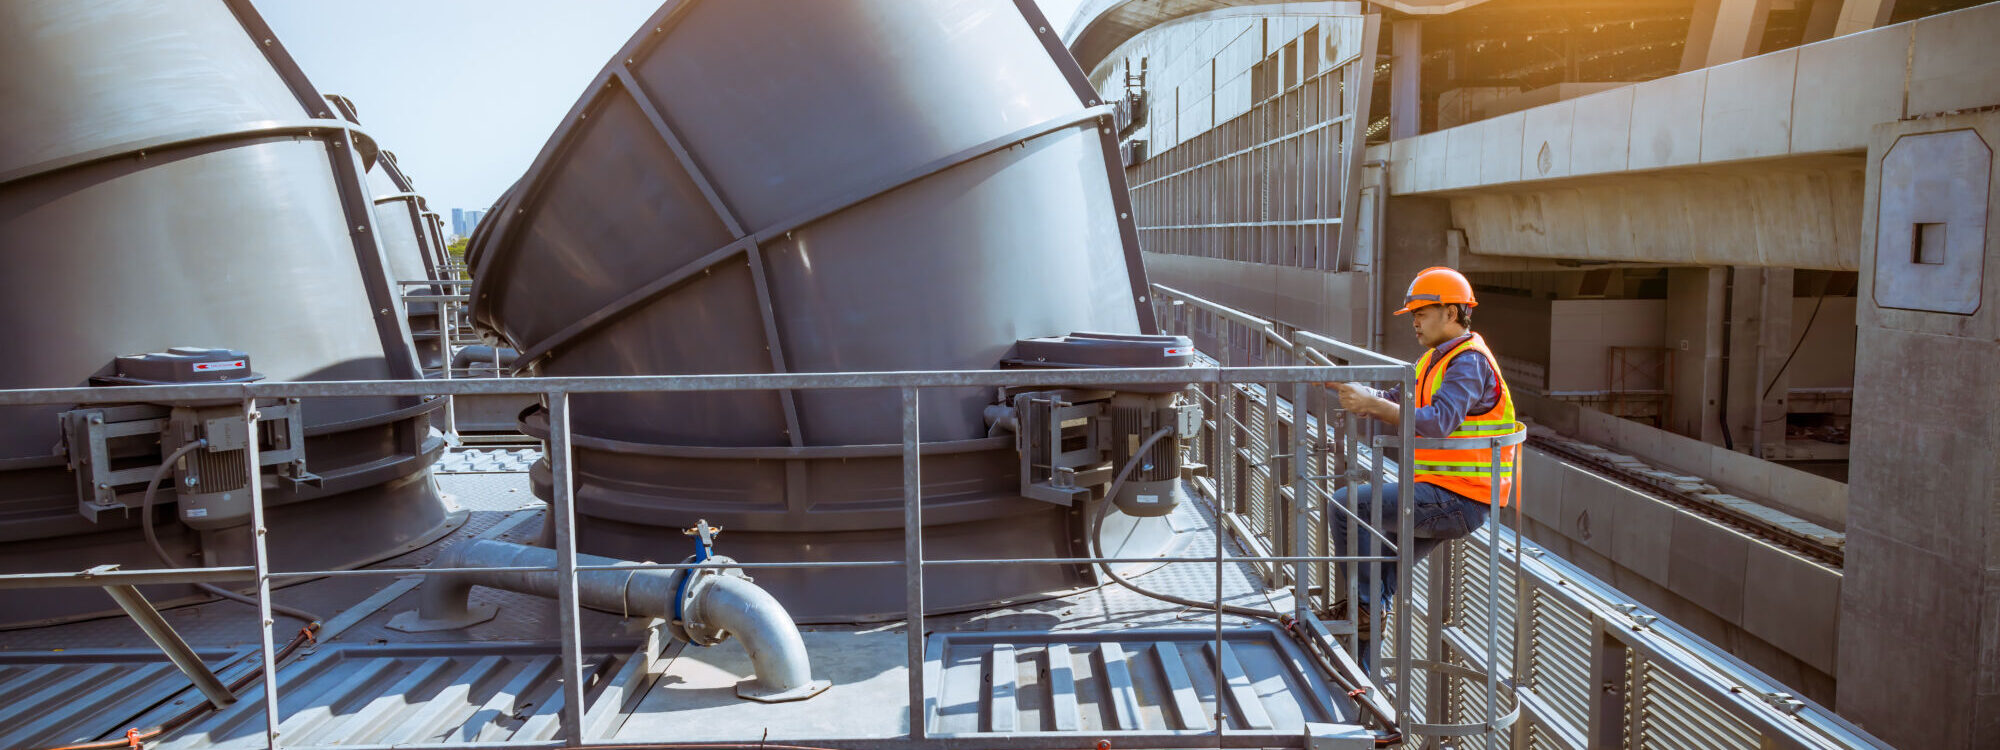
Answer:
[
  {"xmin": 1038, "ymin": 26, "xmax": 1047, "ymax": 33},
  {"xmin": 263, "ymin": 39, "xmax": 272, "ymax": 46}
]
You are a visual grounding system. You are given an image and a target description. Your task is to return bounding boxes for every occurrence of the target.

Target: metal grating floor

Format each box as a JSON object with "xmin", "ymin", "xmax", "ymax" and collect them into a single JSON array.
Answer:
[{"xmin": 0, "ymin": 456, "xmax": 1357, "ymax": 747}]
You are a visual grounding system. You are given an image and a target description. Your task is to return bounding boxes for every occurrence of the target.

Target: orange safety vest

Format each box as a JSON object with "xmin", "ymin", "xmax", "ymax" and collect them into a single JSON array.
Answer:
[{"xmin": 1410, "ymin": 332, "xmax": 1519, "ymax": 507}]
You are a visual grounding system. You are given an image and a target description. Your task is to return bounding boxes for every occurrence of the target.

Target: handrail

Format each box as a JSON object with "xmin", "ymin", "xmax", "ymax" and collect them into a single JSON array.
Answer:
[{"xmin": 0, "ymin": 360, "xmax": 1417, "ymax": 750}]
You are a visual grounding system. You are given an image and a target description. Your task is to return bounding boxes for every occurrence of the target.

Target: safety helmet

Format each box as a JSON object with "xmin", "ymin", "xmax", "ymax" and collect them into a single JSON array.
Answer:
[{"xmin": 1394, "ymin": 266, "xmax": 1477, "ymax": 315}]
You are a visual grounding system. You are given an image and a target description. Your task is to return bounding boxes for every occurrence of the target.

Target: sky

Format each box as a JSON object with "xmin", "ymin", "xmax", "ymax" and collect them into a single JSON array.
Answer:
[{"xmin": 254, "ymin": 0, "xmax": 1089, "ymax": 227}]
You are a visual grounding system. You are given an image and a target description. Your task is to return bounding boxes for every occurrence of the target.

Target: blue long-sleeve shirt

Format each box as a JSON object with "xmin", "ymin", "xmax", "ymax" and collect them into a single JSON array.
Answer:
[{"xmin": 1370, "ymin": 333, "xmax": 1499, "ymax": 439}]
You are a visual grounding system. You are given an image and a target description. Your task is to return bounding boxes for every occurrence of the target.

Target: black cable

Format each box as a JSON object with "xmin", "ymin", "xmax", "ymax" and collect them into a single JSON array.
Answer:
[
  {"xmin": 1761, "ymin": 293, "xmax": 1827, "ymax": 402},
  {"xmin": 1088, "ymin": 429, "xmax": 1283, "ymax": 621},
  {"xmin": 139, "ymin": 439, "xmax": 324, "ymax": 624}
]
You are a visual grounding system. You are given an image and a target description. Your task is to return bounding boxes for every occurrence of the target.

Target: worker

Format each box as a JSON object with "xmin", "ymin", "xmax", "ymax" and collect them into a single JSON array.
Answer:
[{"xmin": 1326, "ymin": 266, "xmax": 1518, "ymax": 625}]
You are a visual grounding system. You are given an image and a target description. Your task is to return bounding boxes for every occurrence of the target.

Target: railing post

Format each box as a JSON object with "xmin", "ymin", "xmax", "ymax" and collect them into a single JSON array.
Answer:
[
  {"xmin": 1262, "ymin": 360, "xmax": 1281, "ymax": 587},
  {"xmin": 1426, "ymin": 528, "xmax": 1452, "ymax": 730},
  {"xmin": 547, "ymin": 392, "xmax": 587, "ymax": 745},
  {"xmin": 1291, "ymin": 381, "xmax": 1311, "ymax": 623},
  {"xmin": 244, "ymin": 399, "xmax": 281, "ymax": 750},
  {"xmin": 1216, "ymin": 326, "xmax": 1236, "ymax": 520},
  {"xmin": 1393, "ymin": 370, "xmax": 1416, "ymax": 725},
  {"xmin": 1485, "ymin": 448, "xmax": 1505, "ymax": 734},
  {"xmin": 902, "ymin": 386, "xmax": 926, "ymax": 740}
]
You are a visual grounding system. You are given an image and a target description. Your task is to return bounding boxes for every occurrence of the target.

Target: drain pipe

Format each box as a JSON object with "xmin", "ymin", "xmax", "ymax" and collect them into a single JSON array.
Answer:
[{"xmin": 389, "ymin": 538, "xmax": 830, "ymax": 703}]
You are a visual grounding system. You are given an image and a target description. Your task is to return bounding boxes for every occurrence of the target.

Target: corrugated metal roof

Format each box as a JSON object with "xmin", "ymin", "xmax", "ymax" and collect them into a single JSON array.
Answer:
[
  {"xmin": 155, "ymin": 642, "xmax": 654, "ymax": 749},
  {"xmin": 0, "ymin": 647, "xmax": 255, "ymax": 749}
]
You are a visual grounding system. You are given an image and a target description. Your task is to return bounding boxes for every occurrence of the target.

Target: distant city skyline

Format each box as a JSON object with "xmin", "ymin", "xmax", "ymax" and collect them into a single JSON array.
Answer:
[
  {"xmin": 450, "ymin": 208, "xmax": 488, "ymax": 240},
  {"xmin": 254, "ymin": 1, "xmax": 1087, "ymax": 222}
]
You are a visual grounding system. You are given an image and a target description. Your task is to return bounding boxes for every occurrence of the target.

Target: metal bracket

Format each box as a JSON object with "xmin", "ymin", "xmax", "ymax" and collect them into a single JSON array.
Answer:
[
  {"xmin": 63, "ymin": 400, "xmax": 312, "ymax": 523},
  {"xmin": 1013, "ymin": 390, "xmax": 1109, "ymax": 506}
]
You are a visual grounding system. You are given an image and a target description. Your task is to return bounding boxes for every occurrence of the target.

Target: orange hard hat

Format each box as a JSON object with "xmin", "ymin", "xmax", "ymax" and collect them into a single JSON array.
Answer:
[{"xmin": 1394, "ymin": 266, "xmax": 1476, "ymax": 315}]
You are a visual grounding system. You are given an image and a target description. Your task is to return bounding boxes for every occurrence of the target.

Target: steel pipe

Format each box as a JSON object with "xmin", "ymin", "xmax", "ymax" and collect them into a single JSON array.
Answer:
[{"xmin": 395, "ymin": 538, "xmax": 828, "ymax": 702}]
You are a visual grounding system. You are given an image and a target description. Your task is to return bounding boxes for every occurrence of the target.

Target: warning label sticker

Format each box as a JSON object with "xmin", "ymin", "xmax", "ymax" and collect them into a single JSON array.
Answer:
[
  {"xmin": 193, "ymin": 360, "xmax": 247, "ymax": 372},
  {"xmin": 1164, "ymin": 347, "xmax": 1191, "ymax": 356}
]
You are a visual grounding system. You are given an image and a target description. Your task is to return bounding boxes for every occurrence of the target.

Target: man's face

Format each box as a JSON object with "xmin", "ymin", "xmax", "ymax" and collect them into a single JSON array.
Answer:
[{"xmin": 1411, "ymin": 303, "xmax": 1458, "ymax": 349}]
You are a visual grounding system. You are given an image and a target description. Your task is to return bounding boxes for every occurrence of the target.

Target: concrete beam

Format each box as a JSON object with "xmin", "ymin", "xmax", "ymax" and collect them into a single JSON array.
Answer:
[
  {"xmin": 1682, "ymin": 0, "xmax": 1775, "ymax": 71},
  {"xmin": 1833, "ymin": 0, "xmax": 1897, "ymax": 37},
  {"xmin": 1446, "ymin": 157, "xmax": 1867, "ymax": 269},
  {"xmin": 1390, "ymin": 20, "xmax": 1423, "ymax": 140},
  {"xmin": 1804, "ymin": 0, "xmax": 1897, "ymax": 41}
]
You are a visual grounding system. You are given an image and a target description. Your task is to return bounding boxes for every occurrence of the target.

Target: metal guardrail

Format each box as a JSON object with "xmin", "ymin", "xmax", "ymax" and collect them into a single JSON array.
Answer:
[
  {"xmin": 0, "ymin": 361, "xmax": 1426, "ymax": 750},
  {"xmin": 1148, "ymin": 285, "xmax": 1891, "ymax": 750}
]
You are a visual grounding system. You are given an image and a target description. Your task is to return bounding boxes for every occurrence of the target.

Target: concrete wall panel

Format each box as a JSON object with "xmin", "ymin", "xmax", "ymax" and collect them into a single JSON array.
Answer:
[
  {"xmin": 1909, "ymin": 3, "xmax": 2000, "ymax": 117},
  {"xmin": 1520, "ymin": 100, "xmax": 1574, "ymax": 180},
  {"xmin": 1668, "ymin": 511, "xmax": 1750, "ymax": 624},
  {"xmin": 1741, "ymin": 540, "xmax": 1840, "ymax": 675},
  {"xmin": 1569, "ymin": 87, "xmax": 1633, "ymax": 175},
  {"xmin": 1480, "ymin": 111, "xmax": 1524, "ymax": 185},
  {"xmin": 1444, "ymin": 120, "xmax": 1484, "ymax": 189},
  {"xmin": 1793, "ymin": 23, "xmax": 1909, "ymax": 153},
  {"xmin": 1701, "ymin": 50, "xmax": 1797, "ymax": 163},
  {"xmin": 1629, "ymin": 71, "xmax": 1708, "ymax": 170}
]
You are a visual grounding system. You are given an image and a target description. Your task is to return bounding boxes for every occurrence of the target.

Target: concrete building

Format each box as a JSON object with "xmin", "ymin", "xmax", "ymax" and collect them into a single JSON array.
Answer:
[{"xmin": 1070, "ymin": 0, "xmax": 2000, "ymax": 746}]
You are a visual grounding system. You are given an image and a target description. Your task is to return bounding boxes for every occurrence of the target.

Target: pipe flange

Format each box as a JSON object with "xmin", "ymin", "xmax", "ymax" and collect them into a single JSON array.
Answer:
[{"xmin": 671, "ymin": 554, "xmax": 741, "ymax": 646}]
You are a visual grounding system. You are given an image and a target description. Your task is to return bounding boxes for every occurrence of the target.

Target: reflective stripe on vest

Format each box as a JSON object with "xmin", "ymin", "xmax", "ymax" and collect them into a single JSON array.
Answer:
[{"xmin": 1410, "ymin": 333, "xmax": 1519, "ymax": 506}]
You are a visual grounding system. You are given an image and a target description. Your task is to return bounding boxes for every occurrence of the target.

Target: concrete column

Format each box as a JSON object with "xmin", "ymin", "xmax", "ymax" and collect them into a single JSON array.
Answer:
[
  {"xmin": 1805, "ymin": 0, "xmax": 1897, "ymax": 42},
  {"xmin": 1378, "ymin": 196, "xmax": 1453, "ymax": 361},
  {"xmin": 1663, "ymin": 267, "xmax": 1727, "ymax": 443},
  {"xmin": 1724, "ymin": 267, "xmax": 1793, "ymax": 457},
  {"xmin": 1838, "ymin": 111, "xmax": 2000, "ymax": 749},
  {"xmin": 1681, "ymin": 0, "xmax": 1774, "ymax": 71},
  {"xmin": 1390, "ymin": 20, "xmax": 1422, "ymax": 140}
]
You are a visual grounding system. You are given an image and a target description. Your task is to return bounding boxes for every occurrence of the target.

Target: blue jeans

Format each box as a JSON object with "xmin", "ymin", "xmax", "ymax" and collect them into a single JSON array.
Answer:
[{"xmin": 1326, "ymin": 481, "xmax": 1489, "ymax": 607}]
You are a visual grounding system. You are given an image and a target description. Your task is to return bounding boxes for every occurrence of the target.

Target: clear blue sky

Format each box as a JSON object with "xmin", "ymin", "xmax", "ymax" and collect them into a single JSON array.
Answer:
[{"xmin": 254, "ymin": 1, "xmax": 1087, "ymax": 230}]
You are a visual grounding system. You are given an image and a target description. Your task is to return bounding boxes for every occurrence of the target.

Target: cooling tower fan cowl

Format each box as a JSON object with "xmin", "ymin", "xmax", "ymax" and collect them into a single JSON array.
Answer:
[
  {"xmin": 467, "ymin": 0, "xmax": 1172, "ymax": 621},
  {"xmin": 0, "ymin": 0, "xmax": 460, "ymax": 628}
]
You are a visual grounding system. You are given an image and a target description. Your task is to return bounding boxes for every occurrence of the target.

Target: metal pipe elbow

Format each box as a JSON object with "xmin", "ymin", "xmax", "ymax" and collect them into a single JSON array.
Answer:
[{"xmin": 685, "ymin": 573, "xmax": 831, "ymax": 703}]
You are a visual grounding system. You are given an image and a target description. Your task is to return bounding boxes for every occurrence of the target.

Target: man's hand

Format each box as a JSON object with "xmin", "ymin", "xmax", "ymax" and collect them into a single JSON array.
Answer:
[{"xmin": 1328, "ymin": 382, "xmax": 1396, "ymax": 426}]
